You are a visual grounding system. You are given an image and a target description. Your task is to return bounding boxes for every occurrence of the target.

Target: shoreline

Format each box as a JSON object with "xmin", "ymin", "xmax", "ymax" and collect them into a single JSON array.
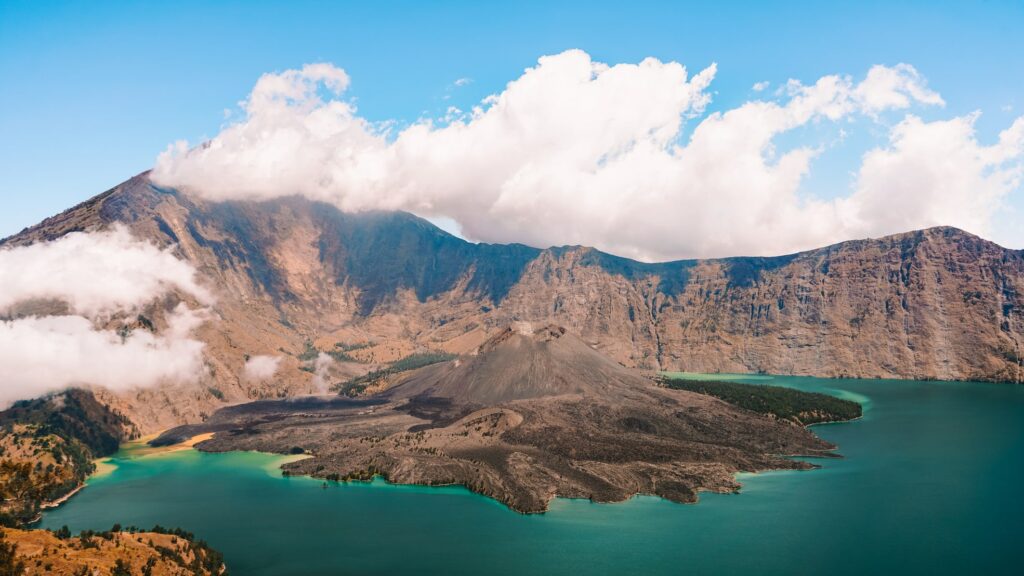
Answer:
[
  {"xmin": 42, "ymin": 384, "xmax": 867, "ymax": 519},
  {"xmin": 40, "ymin": 483, "xmax": 86, "ymax": 511},
  {"xmin": 35, "ymin": 431, "xmax": 220, "ymax": 521}
]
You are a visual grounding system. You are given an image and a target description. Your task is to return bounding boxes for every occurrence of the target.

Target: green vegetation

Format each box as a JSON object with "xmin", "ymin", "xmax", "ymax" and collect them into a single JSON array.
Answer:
[
  {"xmin": 326, "ymin": 349, "xmax": 357, "ymax": 363},
  {"xmin": 659, "ymin": 375, "xmax": 862, "ymax": 425},
  {"xmin": 335, "ymin": 352, "xmax": 457, "ymax": 397},
  {"xmin": 390, "ymin": 352, "xmax": 457, "ymax": 372},
  {"xmin": 334, "ymin": 341, "xmax": 373, "ymax": 352},
  {"xmin": 297, "ymin": 341, "xmax": 320, "ymax": 362},
  {"xmin": 112, "ymin": 558, "xmax": 131, "ymax": 576},
  {"xmin": 0, "ymin": 389, "xmax": 135, "ymax": 457},
  {"xmin": 300, "ymin": 340, "xmax": 373, "ymax": 363}
]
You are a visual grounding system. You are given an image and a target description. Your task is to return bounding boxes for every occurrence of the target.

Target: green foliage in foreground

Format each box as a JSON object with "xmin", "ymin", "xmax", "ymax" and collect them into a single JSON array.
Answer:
[
  {"xmin": 64, "ymin": 524, "xmax": 227, "ymax": 575},
  {"xmin": 0, "ymin": 529, "xmax": 25, "ymax": 576},
  {"xmin": 335, "ymin": 352, "xmax": 457, "ymax": 397},
  {"xmin": 659, "ymin": 376, "xmax": 862, "ymax": 425}
]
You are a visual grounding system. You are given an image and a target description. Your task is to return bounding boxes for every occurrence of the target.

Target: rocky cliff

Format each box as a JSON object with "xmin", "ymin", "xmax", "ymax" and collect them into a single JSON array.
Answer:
[{"xmin": 3, "ymin": 173, "xmax": 1021, "ymax": 430}]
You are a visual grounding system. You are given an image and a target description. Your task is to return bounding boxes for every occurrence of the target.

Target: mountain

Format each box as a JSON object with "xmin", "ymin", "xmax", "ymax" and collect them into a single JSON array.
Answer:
[
  {"xmin": 3, "ymin": 173, "xmax": 1022, "ymax": 431},
  {"xmin": 386, "ymin": 324, "xmax": 654, "ymax": 404}
]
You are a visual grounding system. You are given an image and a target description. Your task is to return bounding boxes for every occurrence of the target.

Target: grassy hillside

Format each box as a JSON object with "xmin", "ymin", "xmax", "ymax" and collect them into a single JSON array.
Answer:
[
  {"xmin": 2, "ymin": 524, "xmax": 227, "ymax": 575},
  {"xmin": 0, "ymin": 390, "xmax": 136, "ymax": 527}
]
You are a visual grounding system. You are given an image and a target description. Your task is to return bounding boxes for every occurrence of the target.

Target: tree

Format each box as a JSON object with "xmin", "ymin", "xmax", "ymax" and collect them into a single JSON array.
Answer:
[
  {"xmin": 112, "ymin": 558, "xmax": 133, "ymax": 576},
  {"xmin": 0, "ymin": 530, "xmax": 25, "ymax": 576}
]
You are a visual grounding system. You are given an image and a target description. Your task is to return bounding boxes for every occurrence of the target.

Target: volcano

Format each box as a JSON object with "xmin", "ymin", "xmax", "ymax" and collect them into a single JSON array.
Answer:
[{"xmin": 162, "ymin": 322, "xmax": 845, "ymax": 512}]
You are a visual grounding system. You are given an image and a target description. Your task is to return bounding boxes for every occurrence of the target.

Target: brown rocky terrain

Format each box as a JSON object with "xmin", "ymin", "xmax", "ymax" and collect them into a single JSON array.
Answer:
[
  {"xmin": 2, "ymin": 172, "xmax": 1022, "ymax": 432},
  {"xmin": 158, "ymin": 323, "xmax": 847, "ymax": 513}
]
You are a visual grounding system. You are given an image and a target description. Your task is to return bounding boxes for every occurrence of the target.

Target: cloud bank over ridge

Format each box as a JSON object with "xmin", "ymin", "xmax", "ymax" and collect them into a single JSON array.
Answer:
[
  {"xmin": 153, "ymin": 50, "xmax": 1024, "ymax": 261},
  {"xmin": 0, "ymin": 228, "xmax": 212, "ymax": 406}
]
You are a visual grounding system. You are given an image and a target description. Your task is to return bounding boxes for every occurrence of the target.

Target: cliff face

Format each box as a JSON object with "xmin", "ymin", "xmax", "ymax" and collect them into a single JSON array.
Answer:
[{"xmin": 3, "ymin": 174, "xmax": 1022, "ymax": 430}]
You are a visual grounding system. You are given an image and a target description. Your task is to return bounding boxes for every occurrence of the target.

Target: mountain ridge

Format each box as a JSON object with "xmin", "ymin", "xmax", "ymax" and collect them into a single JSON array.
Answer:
[{"xmin": 3, "ymin": 173, "xmax": 1022, "ymax": 431}]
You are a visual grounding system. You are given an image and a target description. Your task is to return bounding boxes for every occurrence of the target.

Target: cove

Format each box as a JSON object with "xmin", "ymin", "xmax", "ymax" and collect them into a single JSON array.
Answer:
[{"xmin": 40, "ymin": 376, "xmax": 1024, "ymax": 575}]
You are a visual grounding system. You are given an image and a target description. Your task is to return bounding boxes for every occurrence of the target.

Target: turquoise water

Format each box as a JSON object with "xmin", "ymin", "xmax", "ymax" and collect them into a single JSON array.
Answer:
[{"xmin": 41, "ymin": 376, "xmax": 1024, "ymax": 575}]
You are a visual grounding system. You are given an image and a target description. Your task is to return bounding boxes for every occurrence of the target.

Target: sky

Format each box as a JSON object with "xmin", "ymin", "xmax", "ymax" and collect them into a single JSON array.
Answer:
[{"xmin": 2, "ymin": 0, "xmax": 1023, "ymax": 259}]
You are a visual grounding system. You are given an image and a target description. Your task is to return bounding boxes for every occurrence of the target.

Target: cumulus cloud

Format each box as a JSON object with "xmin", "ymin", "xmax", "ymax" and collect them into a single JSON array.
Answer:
[
  {"xmin": 153, "ymin": 50, "xmax": 1024, "ymax": 260},
  {"xmin": 0, "ymin": 304, "xmax": 208, "ymax": 407},
  {"xmin": 841, "ymin": 113, "xmax": 1024, "ymax": 238},
  {"xmin": 0, "ymin": 226, "xmax": 213, "ymax": 316},
  {"xmin": 244, "ymin": 354, "xmax": 281, "ymax": 381},
  {"xmin": 854, "ymin": 63, "xmax": 945, "ymax": 115},
  {"xmin": 0, "ymin": 228, "xmax": 213, "ymax": 407}
]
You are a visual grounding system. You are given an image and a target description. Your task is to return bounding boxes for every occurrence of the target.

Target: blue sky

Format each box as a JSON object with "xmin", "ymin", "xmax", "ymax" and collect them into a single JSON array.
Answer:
[{"xmin": 1, "ymin": 0, "xmax": 1022, "ymax": 253}]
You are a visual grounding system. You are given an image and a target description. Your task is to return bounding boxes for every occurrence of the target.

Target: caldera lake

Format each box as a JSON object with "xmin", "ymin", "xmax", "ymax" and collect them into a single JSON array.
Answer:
[{"xmin": 40, "ymin": 375, "xmax": 1024, "ymax": 575}]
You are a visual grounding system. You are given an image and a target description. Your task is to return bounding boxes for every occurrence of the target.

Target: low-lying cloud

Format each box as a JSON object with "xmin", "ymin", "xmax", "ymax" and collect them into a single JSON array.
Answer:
[
  {"xmin": 153, "ymin": 50, "xmax": 1024, "ymax": 260},
  {"xmin": 0, "ymin": 228, "xmax": 213, "ymax": 407},
  {"xmin": 0, "ymin": 226, "xmax": 213, "ymax": 316},
  {"xmin": 0, "ymin": 305, "xmax": 207, "ymax": 407},
  {"xmin": 244, "ymin": 354, "xmax": 281, "ymax": 381}
]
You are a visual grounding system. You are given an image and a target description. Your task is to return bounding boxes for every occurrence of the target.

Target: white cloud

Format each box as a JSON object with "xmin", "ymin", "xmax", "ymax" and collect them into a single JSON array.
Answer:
[
  {"xmin": 0, "ymin": 229, "xmax": 214, "ymax": 407},
  {"xmin": 752, "ymin": 81, "xmax": 770, "ymax": 92},
  {"xmin": 311, "ymin": 352, "xmax": 334, "ymax": 394},
  {"xmin": 244, "ymin": 354, "xmax": 281, "ymax": 381},
  {"xmin": 0, "ymin": 225, "xmax": 213, "ymax": 316},
  {"xmin": 453, "ymin": 77, "xmax": 472, "ymax": 87},
  {"xmin": 153, "ymin": 51, "xmax": 1023, "ymax": 260},
  {"xmin": 854, "ymin": 63, "xmax": 944, "ymax": 115},
  {"xmin": 841, "ymin": 113, "xmax": 1024, "ymax": 239},
  {"xmin": 0, "ymin": 304, "xmax": 207, "ymax": 408}
]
